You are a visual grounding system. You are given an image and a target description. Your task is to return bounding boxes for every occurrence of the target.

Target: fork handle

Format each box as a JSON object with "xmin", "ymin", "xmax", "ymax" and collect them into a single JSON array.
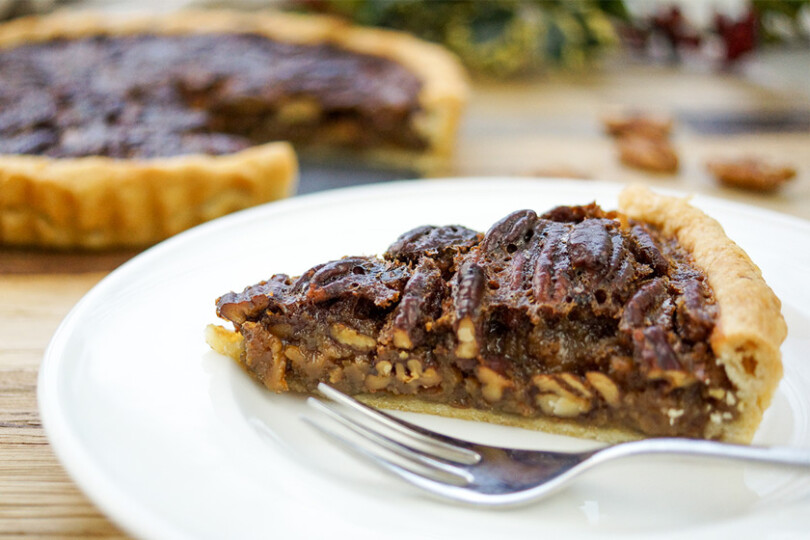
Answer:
[{"xmin": 602, "ymin": 438, "xmax": 810, "ymax": 468}]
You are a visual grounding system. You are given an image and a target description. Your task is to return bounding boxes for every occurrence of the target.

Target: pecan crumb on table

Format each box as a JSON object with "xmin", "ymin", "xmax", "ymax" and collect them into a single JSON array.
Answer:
[
  {"xmin": 602, "ymin": 112, "xmax": 674, "ymax": 140},
  {"xmin": 602, "ymin": 111, "xmax": 679, "ymax": 174},
  {"xmin": 617, "ymin": 134, "xmax": 680, "ymax": 174},
  {"xmin": 707, "ymin": 157, "xmax": 797, "ymax": 192}
]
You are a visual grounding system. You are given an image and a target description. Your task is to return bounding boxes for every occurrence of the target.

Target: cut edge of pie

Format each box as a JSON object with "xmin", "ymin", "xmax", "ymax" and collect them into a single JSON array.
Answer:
[
  {"xmin": 205, "ymin": 322, "xmax": 656, "ymax": 444},
  {"xmin": 0, "ymin": 9, "xmax": 468, "ymax": 248},
  {"xmin": 206, "ymin": 185, "xmax": 786, "ymax": 444}
]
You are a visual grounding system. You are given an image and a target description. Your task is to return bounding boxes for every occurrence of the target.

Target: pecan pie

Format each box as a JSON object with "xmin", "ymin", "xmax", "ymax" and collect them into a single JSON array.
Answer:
[
  {"xmin": 207, "ymin": 185, "xmax": 786, "ymax": 443},
  {"xmin": 0, "ymin": 10, "xmax": 467, "ymax": 248}
]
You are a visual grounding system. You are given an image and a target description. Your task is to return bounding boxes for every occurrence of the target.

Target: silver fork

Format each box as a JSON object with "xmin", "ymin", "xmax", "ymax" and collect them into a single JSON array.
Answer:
[{"xmin": 303, "ymin": 383, "xmax": 810, "ymax": 507}]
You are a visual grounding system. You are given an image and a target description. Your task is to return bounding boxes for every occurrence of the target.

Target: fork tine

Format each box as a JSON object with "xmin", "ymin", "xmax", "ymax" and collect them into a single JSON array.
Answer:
[
  {"xmin": 316, "ymin": 383, "xmax": 480, "ymax": 465},
  {"xmin": 302, "ymin": 414, "xmax": 478, "ymax": 497},
  {"xmin": 307, "ymin": 398, "xmax": 474, "ymax": 484}
]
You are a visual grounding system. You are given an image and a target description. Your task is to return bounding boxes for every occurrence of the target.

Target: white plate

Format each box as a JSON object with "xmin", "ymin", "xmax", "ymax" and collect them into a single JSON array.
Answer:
[{"xmin": 40, "ymin": 179, "xmax": 810, "ymax": 540}]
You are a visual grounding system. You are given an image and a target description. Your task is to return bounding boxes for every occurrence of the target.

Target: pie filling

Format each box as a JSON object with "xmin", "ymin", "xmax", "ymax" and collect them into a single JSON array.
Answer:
[
  {"xmin": 216, "ymin": 205, "xmax": 740, "ymax": 439},
  {"xmin": 0, "ymin": 33, "xmax": 425, "ymax": 158}
]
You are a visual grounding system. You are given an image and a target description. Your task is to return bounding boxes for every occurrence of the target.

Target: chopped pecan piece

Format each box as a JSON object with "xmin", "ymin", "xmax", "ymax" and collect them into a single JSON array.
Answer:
[
  {"xmin": 632, "ymin": 326, "xmax": 682, "ymax": 373},
  {"xmin": 533, "ymin": 374, "xmax": 593, "ymax": 417},
  {"xmin": 216, "ymin": 275, "xmax": 291, "ymax": 326}
]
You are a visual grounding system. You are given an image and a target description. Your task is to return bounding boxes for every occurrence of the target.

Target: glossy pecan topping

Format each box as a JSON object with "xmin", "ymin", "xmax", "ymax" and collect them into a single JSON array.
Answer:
[
  {"xmin": 385, "ymin": 224, "xmax": 480, "ymax": 273},
  {"xmin": 294, "ymin": 257, "xmax": 409, "ymax": 307},
  {"xmin": 384, "ymin": 258, "xmax": 445, "ymax": 350},
  {"xmin": 0, "ymin": 34, "xmax": 426, "ymax": 158},
  {"xmin": 216, "ymin": 203, "xmax": 731, "ymax": 438}
]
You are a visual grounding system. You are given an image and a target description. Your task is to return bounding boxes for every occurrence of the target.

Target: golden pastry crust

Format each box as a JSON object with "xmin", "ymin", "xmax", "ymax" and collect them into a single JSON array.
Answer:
[
  {"xmin": 205, "ymin": 186, "xmax": 786, "ymax": 444},
  {"xmin": 0, "ymin": 10, "xmax": 468, "ymax": 248},
  {"xmin": 0, "ymin": 144, "xmax": 297, "ymax": 248},
  {"xmin": 619, "ymin": 184, "xmax": 786, "ymax": 443}
]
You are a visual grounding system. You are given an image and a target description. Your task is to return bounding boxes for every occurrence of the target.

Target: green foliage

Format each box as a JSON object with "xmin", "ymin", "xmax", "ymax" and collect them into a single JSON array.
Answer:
[
  {"xmin": 311, "ymin": 0, "xmax": 623, "ymax": 77},
  {"xmin": 303, "ymin": 0, "xmax": 809, "ymax": 75},
  {"xmin": 752, "ymin": 0, "xmax": 810, "ymax": 43}
]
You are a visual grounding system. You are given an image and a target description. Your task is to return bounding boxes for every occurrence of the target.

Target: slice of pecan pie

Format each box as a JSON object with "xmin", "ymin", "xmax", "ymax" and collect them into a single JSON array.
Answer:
[
  {"xmin": 0, "ymin": 10, "xmax": 467, "ymax": 247},
  {"xmin": 207, "ymin": 185, "xmax": 786, "ymax": 443}
]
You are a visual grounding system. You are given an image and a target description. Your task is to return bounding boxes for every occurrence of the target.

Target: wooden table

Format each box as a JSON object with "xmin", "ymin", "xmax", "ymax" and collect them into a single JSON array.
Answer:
[{"xmin": 2, "ymin": 58, "xmax": 808, "ymax": 538}]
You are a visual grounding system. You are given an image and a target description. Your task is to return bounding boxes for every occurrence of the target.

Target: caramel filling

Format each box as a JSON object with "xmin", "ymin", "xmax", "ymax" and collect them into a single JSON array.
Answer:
[
  {"xmin": 217, "ymin": 205, "xmax": 739, "ymax": 439},
  {"xmin": 0, "ymin": 33, "xmax": 425, "ymax": 158}
]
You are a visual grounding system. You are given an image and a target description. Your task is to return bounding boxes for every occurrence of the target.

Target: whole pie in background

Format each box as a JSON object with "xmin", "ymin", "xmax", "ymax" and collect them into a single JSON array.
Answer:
[{"xmin": 0, "ymin": 10, "xmax": 468, "ymax": 248}]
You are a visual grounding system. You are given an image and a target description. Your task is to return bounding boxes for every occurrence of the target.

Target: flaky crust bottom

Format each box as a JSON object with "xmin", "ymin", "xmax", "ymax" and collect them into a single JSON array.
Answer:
[{"xmin": 205, "ymin": 186, "xmax": 786, "ymax": 444}]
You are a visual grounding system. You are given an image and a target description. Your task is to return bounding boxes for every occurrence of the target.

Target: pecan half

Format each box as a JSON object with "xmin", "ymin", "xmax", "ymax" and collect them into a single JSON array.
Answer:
[
  {"xmin": 707, "ymin": 157, "xmax": 796, "ymax": 192},
  {"xmin": 480, "ymin": 209, "xmax": 538, "ymax": 254},
  {"xmin": 617, "ymin": 134, "xmax": 679, "ymax": 174},
  {"xmin": 629, "ymin": 224, "xmax": 669, "ymax": 275},
  {"xmin": 454, "ymin": 263, "xmax": 486, "ymax": 359},
  {"xmin": 569, "ymin": 219, "xmax": 613, "ymax": 272},
  {"xmin": 531, "ymin": 221, "xmax": 569, "ymax": 304},
  {"xmin": 385, "ymin": 258, "xmax": 445, "ymax": 349},
  {"xmin": 295, "ymin": 257, "xmax": 408, "ymax": 307},
  {"xmin": 385, "ymin": 224, "xmax": 480, "ymax": 272},
  {"xmin": 603, "ymin": 111, "xmax": 673, "ymax": 140},
  {"xmin": 216, "ymin": 274, "xmax": 291, "ymax": 326}
]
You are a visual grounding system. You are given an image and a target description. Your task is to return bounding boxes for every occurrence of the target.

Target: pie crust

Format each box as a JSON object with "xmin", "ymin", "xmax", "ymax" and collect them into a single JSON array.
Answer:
[
  {"xmin": 207, "ymin": 185, "xmax": 786, "ymax": 444},
  {"xmin": 0, "ymin": 10, "xmax": 468, "ymax": 248}
]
